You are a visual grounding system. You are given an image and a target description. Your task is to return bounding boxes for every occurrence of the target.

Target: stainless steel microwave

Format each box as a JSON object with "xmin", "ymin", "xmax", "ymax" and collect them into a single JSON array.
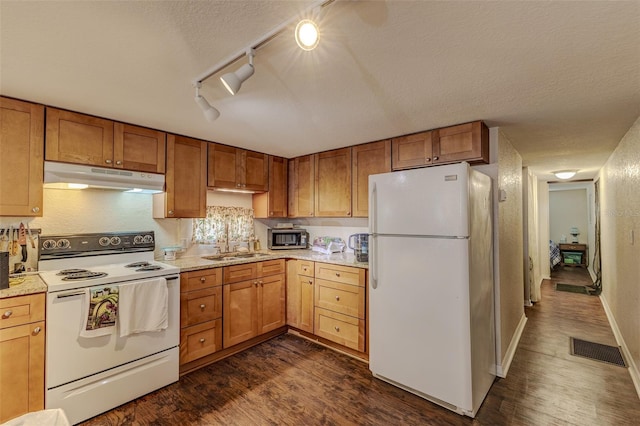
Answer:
[{"xmin": 267, "ymin": 228, "xmax": 308, "ymax": 249}]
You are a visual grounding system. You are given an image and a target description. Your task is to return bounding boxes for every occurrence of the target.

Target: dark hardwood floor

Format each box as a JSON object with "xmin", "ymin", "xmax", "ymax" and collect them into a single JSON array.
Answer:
[{"xmin": 82, "ymin": 266, "xmax": 640, "ymax": 425}]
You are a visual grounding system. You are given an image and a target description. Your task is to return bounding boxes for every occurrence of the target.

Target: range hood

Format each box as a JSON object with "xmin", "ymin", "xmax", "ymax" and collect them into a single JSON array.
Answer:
[{"xmin": 44, "ymin": 161, "xmax": 165, "ymax": 193}]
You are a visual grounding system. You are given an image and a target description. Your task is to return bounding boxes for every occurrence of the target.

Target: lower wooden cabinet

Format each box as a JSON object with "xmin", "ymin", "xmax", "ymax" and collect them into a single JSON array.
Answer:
[
  {"xmin": 313, "ymin": 263, "xmax": 366, "ymax": 352},
  {"xmin": 223, "ymin": 260, "xmax": 285, "ymax": 348},
  {"xmin": 179, "ymin": 268, "xmax": 223, "ymax": 365},
  {"xmin": 286, "ymin": 260, "xmax": 315, "ymax": 333},
  {"xmin": 0, "ymin": 294, "xmax": 45, "ymax": 423}
]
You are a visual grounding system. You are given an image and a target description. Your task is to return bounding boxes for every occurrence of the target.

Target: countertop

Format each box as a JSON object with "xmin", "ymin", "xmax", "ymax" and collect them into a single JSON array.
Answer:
[
  {"xmin": 0, "ymin": 273, "xmax": 48, "ymax": 299},
  {"xmin": 161, "ymin": 249, "xmax": 369, "ymax": 273}
]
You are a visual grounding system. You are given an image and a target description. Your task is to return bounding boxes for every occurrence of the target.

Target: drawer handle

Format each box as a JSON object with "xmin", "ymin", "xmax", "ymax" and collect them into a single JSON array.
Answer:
[
  {"xmin": 259, "ymin": 280, "xmax": 264, "ymax": 287},
  {"xmin": 33, "ymin": 326, "xmax": 41, "ymax": 334},
  {"xmin": 335, "ymin": 295, "xmax": 340, "ymax": 301},
  {"xmin": 254, "ymin": 281, "xmax": 258, "ymax": 287},
  {"xmin": 334, "ymin": 326, "xmax": 340, "ymax": 332},
  {"xmin": 200, "ymin": 304, "xmax": 206, "ymax": 310},
  {"xmin": 2, "ymin": 310, "xmax": 12, "ymax": 319},
  {"xmin": 199, "ymin": 338, "xmax": 206, "ymax": 343},
  {"xmin": 308, "ymin": 280, "xmax": 313, "ymax": 285},
  {"xmin": 200, "ymin": 277, "xmax": 206, "ymax": 282},
  {"xmin": 335, "ymin": 272, "xmax": 341, "ymax": 277}
]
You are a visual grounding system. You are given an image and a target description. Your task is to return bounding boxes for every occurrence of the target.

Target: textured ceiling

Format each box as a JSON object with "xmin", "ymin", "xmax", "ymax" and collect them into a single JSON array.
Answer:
[{"xmin": 1, "ymin": 1, "xmax": 639, "ymax": 182}]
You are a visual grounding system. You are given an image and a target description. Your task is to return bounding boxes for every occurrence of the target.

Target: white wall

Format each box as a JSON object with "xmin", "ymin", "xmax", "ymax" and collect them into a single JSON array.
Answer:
[{"xmin": 549, "ymin": 188, "xmax": 588, "ymax": 244}]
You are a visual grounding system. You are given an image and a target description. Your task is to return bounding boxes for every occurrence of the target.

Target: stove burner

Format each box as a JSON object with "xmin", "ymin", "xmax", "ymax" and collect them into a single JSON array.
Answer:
[
  {"xmin": 56, "ymin": 268, "xmax": 90, "ymax": 276},
  {"xmin": 135, "ymin": 265, "xmax": 164, "ymax": 272},
  {"xmin": 125, "ymin": 261, "xmax": 151, "ymax": 268},
  {"xmin": 61, "ymin": 271, "xmax": 108, "ymax": 281}
]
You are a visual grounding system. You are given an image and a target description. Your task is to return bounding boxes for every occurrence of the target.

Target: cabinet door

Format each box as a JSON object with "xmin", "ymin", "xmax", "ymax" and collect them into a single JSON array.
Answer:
[
  {"xmin": 207, "ymin": 143, "xmax": 238, "ymax": 189},
  {"xmin": 242, "ymin": 150, "xmax": 269, "ymax": 192},
  {"xmin": 258, "ymin": 274, "xmax": 286, "ymax": 335},
  {"xmin": 433, "ymin": 121, "xmax": 489, "ymax": 165},
  {"xmin": 223, "ymin": 280, "xmax": 258, "ymax": 348},
  {"xmin": 165, "ymin": 134, "xmax": 206, "ymax": 218},
  {"xmin": 286, "ymin": 260, "xmax": 314, "ymax": 333},
  {"xmin": 113, "ymin": 123, "xmax": 166, "ymax": 173},
  {"xmin": 45, "ymin": 107, "xmax": 114, "ymax": 167},
  {"xmin": 351, "ymin": 140, "xmax": 391, "ymax": 217},
  {"xmin": 391, "ymin": 131, "xmax": 433, "ymax": 170},
  {"xmin": 315, "ymin": 148, "xmax": 352, "ymax": 217},
  {"xmin": 0, "ymin": 98, "xmax": 44, "ymax": 217},
  {"xmin": 288, "ymin": 155, "xmax": 315, "ymax": 218},
  {"xmin": 253, "ymin": 156, "xmax": 287, "ymax": 218},
  {"xmin": 0, "ymin": 321, "xmax": 45, "ymax": 423}
]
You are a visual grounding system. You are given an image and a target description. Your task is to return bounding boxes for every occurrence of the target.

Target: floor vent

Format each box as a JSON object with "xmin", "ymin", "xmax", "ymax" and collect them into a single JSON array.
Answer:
[
  {"xmin": 555, "ymin": 283, "xmax": 589, "ymax": 294},
  {"xmin": 570, "ymin": 337, "xmax": 627, "ymax": 367}
]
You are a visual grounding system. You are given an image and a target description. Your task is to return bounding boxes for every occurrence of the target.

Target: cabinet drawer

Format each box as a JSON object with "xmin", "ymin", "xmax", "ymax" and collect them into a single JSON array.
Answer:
[
  {"xmin": 180, "ymin": 287, "xmax": 222, "ymax": 327},
  {"xmin": 315, "ymin": 279, "xmax": 365, "ymax": 319},
  {"xmin": 314, "ymin": 308, "xmax": 365, "ymax": 352},
  {"xmin": 559, "ymin": 244, "xmax": 586, "ymax": 251},
  {"xmin": 297, "ymin": 260, "xmax": 314, "ymax": 277},
  {"xmin": 315, "ymin": 263, "xmax": 365, "ymax": 287},
  {"xmin": 181, "ymin": 268, "xmax": 222, "ymax": 292},
  {"xmin": 259, "ymin": 259, "xmax": 285, "ymax": 277},
  {"xmin": 0, "ymin": 294, "xmax": 45, "ymax": 329},
  {"xmin": 224, "ymin": 263, "xmax": 258, "ymax": 284},
  {"xmin": 179, "ymin": 319, "xmax": 222, "ymax": 365}
]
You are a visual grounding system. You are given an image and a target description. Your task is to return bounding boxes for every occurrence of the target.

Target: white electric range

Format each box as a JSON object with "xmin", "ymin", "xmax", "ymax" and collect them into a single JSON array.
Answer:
[{"xmin": 38, "ymin": 231, "xmax": 180, "ymax": 425}]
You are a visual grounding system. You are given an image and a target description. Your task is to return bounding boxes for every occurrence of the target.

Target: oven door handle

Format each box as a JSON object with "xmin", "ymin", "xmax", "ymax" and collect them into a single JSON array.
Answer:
[
  {"xmin": 165, "ymin": 275, "xmax": 179, "ymax": 281},
  {"xmin": 56, "ymin": 291, "xmax": 86, "ymax": 299}
]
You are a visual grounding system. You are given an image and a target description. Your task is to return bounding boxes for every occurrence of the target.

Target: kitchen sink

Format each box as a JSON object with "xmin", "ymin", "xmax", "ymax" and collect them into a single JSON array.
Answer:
[{"xmin": 202, "ymin": 252, "xmax": 270, "ymax": 262}]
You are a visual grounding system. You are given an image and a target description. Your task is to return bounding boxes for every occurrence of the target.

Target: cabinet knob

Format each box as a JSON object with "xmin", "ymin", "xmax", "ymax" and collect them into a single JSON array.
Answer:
[
  {"xmin": 335, "ymin": 272, "xmax": 341, "ymax": 277},
  {"xmin": 334, "ymin": 326, "xmax": 340, "ymax": 332},
  {"xmin": 2, "ymin": 310, "xmax": 12, "ymax": 319},
  {"xmin": 308, "ymin": 280, "xmax": 313, "ymax": 285},
  {"xmin": 237, "ymin": 183, "xmax": 241, "ymax": 187},
  {"xmin": 254, "ymin": 281, "xmax": 258, "ymax": 287},
  {"xmin": 259, "ymin": 280, "xmax": 264, "ymax": 286},
  {"xmin": 116, "ymin": 160, "xmax": 122, "ymax": 165},
  {"xmin": 200, "ymin": 277, "xmax": 206, "ymax": 282},
  {"xmin": 433, "ymin": 156, "xmax": 439, "ymax": 161},
  {"xmin": 200, "ymin": 304, "xmax": 206, "ymax": 310},
  {"xmin": 33, "ymin": 326, "xmax": 41, "ymax": 334},
  {"xmin": 105, "ymin": 159, "xmax": 112, "ymax": 164},
  {"xmin": 426, "ymin": 157, "xmax": 431, "ymax": 162},
  {"xmin": 199, "ymin": 338, "xmax": 206, "ymax": 343},
  {"xmin": 269, "ymin": 212, "xmax": 273, "ymax": 215},
  {"xmin": 335, "ymin": 295, "xmax": 340, "ymax": 301},
  {"xmin": 32, "ymin": 207, "xmax": 40, "ymax": 213},
  {"xmin": 309, "ymin": 213, "xmax": 313, "ymax": 216},
  {"xmin": 168, "ymin": 210, "xmax": 174, "ymax": 215}
]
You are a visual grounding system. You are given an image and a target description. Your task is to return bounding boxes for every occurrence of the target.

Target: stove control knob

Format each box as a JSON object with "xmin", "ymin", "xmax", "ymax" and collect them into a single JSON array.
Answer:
[
  {"xmin": 110, "ymin": 237, "xmax": 122, "ymax": 246},
  {"xmin": 133, "ymin": 235, "xmax": 144, "ymax": 245},
  {"xmin": 57, "ymin": 239, "xmax": 70, "ymax": 249},
  {"xmin": 99, "ymin": 237, "xmax": 111, "ymax": 247},
  {"xmin": 43, "ymin": 239, "xmax": 57, "ymax": 250},
  {"xmin": 143, "ymin": 235, "xmax": 153, "ymax": 243}
]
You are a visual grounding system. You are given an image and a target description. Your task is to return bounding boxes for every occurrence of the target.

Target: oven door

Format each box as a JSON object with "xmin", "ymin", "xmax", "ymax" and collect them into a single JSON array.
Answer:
[{"xmin": 45, "ymin": 275, "xmax": 179, "ymax": 389}]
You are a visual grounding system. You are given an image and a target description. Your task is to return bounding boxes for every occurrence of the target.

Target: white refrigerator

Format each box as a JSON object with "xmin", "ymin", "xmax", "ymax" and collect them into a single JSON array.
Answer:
[{"xmin": 368, "ymin": 162, "xmax": 495, "ymax": 418}]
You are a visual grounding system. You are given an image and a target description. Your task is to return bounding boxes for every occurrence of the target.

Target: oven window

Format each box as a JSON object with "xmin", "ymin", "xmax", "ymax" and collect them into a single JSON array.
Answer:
[{"xmin": 192, "ymin": 206, "xmax": 255, "ymax": 245}]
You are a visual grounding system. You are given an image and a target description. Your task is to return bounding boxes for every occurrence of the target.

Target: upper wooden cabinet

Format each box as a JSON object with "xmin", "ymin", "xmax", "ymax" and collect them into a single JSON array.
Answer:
[
  {"xmin": 351, "ymin": 140, "xmax": 391, "ymax": 217},
  {"xmin": 315, "ymin": 148, "xmax": 352, "ymax": 217},
  {"xmin": 45, "ymin": 108, "xmax": 166, "ymax": 173},
  {"xmin": 156, "ymin": 134, "xmax": 206, "ymax": 218},
  {"xmin": 0, "ymin": 97, "xmax": 44, "ymax": 217},
  {"xmin": 207, "ymin": 144, "xmax": 268, "ymax": 192},
  {"xmin": 392, "ymin": 121, "xmax": 489, "ymax": 170},
  {"xmin": 288, "ymin": 154, "xmax": 315, "ymax": 218},
  {"xmin": 253, "ymin": 156, "xmax": 288, "ymax": 218},
  {"xmin": 432, "ymin": 121, "xmax": 489, "ymax": 165},
  {"xmin": 391, "ymin": 130, "xmax": 433, "ymax": 170}
]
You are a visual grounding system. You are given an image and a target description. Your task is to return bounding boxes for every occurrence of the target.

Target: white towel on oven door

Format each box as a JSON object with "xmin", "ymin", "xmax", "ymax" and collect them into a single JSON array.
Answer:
[{"xmin": 118, "ymin": 277, "xmax": 168, "ymax": 337}]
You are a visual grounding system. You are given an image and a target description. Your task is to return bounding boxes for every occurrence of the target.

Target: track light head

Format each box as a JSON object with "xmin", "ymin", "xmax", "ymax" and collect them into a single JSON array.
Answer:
[
  {"xmin": 295, "ymin": 19, "xmax": 319, "ymax": 51},
  {"xmin": 220, "ymin": 51, "xmax": 255, "ymax": 95},
  {"xmin": 194, "ymin": 86, "xmax": 220, "ymax": 122}
]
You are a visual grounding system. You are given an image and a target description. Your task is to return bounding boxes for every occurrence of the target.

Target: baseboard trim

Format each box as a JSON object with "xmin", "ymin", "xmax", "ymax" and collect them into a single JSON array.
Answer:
[
  {"xmin": 496, "ymin": 313, "xmax": 527, "ymax": 378},
  {"xmin": 599, "ymin": 294, "xmax": 640, "ymax": 399}
]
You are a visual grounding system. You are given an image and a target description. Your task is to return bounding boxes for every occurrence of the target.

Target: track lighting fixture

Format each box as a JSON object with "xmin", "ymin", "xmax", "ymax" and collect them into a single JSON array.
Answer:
[
  {"xmin": 220, "ymin": 50, "xmax": 255, "ymax": 95},
  {"xmin": 295, "ymin": 19, "xmax": 319, "ymax": 51},
  {"xmin": 194, "ymin": 84, "xmax": 220, "ymax": 122}
]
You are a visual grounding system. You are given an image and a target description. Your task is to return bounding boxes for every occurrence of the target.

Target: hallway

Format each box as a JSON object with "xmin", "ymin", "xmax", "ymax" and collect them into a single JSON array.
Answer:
[
  {"xmin": 478, "ymin": 266, "xmax": 640, "ymax": 424},
  {"xmin": 82, "ymin": 266, "xmax": 640, "ymax": 425}
]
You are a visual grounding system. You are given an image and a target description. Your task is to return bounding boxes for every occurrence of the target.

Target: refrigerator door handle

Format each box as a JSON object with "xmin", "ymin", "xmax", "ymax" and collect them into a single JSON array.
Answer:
[{"xmin": 371, "ymin": 182, "xmax": 378, "ymax": 289}]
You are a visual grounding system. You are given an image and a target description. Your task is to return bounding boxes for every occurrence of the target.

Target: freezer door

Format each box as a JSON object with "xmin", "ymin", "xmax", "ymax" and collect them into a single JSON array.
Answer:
[
  {"xmin": 369, "ymin": 235, "xmax": 473, "ymax": 412},
  {"xmin": 369, "ymin": 162, "xmax": 469, "ymax": 237}
]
